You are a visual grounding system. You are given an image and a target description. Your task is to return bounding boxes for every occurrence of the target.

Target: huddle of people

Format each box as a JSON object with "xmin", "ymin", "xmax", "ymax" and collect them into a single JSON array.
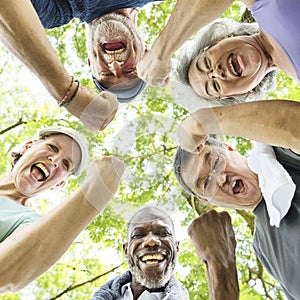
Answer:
[{"xmin": 0, "ymin": 0, "xmax": 299, "ymax": 299}]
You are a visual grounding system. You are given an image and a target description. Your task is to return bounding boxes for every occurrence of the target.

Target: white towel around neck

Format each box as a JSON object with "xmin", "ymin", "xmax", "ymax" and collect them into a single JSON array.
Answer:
[{"xmin": 247, "ymin": 142, "xmax": 296, "ymax": 227}]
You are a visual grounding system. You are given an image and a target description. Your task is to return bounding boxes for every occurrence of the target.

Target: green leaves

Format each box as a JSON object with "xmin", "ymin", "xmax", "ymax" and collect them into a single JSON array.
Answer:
[{"xmin": 0, "ymin": 1, "xmax": 297, "ymax": 299}]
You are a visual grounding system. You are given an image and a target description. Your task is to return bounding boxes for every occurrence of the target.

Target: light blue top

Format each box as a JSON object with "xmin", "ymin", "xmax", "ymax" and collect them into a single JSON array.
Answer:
[
  {"xmin": 251, "ymin": 0, "xmax": 300, "ymax": 81},
  {"xmin": 0, "ymin": 196, "xmax": 40, "ymax": 243}
]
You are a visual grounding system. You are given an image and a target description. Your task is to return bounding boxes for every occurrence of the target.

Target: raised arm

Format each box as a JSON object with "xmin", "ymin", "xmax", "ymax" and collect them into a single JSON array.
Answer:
[
  {"xmin": 188, "ymin": 210, "xmax": 239, "ymax": 300},
  {"xmin": 0, "ymin": 0, "xmax": 118, "ymax": 131},
  {"xmin": 137, "ymin": 0, "xmax": 234, "ymax": 87},
  {"xmin": 0, "ymin": 156, "xmax": 125, "ymax": 293},
  {"xmin": 177, "ymin": 100, "xmax": 300, "ymax": 154}
]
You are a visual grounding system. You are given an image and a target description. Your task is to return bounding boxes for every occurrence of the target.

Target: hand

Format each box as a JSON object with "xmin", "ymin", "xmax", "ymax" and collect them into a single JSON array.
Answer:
[
  {"xmin": 137, "ymin": 49, "xmax": 172, "ymax": 87},
  {"xmin": 65, "ymin": 87, "xmax": 119, "ymax": 131},
  {"xmin": 80, "ymin": 156, "xmax": 126, "ymax": 211},
  {"xmin": 177, "ymin": 115, "xmax": 207, "ymax": 153},
  {"xmin": 188, "ymin": 210, "xmax": 236, "ymax": 264}
]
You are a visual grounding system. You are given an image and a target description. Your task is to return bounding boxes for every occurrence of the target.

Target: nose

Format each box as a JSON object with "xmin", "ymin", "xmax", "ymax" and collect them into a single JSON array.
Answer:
[
  {"xmin": 108, "ymin": 61, "xmax": 124, "ymax": 77},
  {"xmin": 215, "ymin": 172, "xmax": 227, "ymax": 186},
  {"xmin": 208, "ymin": 64, "xmax": 225, "ymax": 79},
  {"xmin": 48, "ymin": 156, "xmax": 60, "ymax": 168},
  {"xmin": 142, "ymin": 232, "xmax": 161, "ymax": 248}
]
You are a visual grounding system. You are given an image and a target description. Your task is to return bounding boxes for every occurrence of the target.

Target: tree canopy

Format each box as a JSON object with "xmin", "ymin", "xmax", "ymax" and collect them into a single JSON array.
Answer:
[{"xmin": 0, "ymin": 1, "xmax": 299, "ymax": 299}]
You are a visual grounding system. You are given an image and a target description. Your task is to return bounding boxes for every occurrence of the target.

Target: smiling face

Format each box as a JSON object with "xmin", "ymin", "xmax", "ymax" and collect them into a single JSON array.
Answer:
[
  {"xmin": 124, "ymin": 208, "xmax": 179, "ymax": 290},
  {"xmin": 12, "ymin": 135, "xmax": 81, "ymax": 197},
  {"xmin": 87, "ymin": 11, "xmax": 146, "ymax": 89},
  {"xmin": 180, "ymin": 144, "xmax": 262, "ymax": 210},
  {"xmin": 188, "ymin": 35, "xmax": 272, "ymax": 100}
]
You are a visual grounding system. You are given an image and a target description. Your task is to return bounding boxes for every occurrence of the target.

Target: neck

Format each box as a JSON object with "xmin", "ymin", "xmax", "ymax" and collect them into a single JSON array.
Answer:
[
  {"xmin": 253, "ymin": 32, "xmax": 276, "ymax": 69},
  {"xmin": 130, "ymin": 278, "xmax": 164, "ymax": 300},
  {"xmin": 0, "ymin": 173, "xmax": 29, "ymax": 205}
]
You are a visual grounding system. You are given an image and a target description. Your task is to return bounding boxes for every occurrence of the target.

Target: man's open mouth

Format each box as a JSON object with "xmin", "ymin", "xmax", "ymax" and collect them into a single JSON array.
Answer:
[
  {"xmin": 31, "ymin": 163, "xmax": 50, "ymax": 182},
  {"xmin": 102, "ymin": 42, "xmax": 126, "ymax": 54},
  {"xmin": 232, "ymin": 179, "xmax": 245, "ymax": 194},
  {"xmin": 140, "ymin": 253, "xmax": 165, "ymax": 265},
  {"xmin": 228, "ymin": 54, "xmax": 243, "ymax": 76}
]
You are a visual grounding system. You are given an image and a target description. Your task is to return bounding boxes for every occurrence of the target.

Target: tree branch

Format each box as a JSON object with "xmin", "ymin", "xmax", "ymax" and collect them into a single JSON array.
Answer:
[{"xmin": 49, "ymin": 262, "xmax": 125, "ymax": 300}]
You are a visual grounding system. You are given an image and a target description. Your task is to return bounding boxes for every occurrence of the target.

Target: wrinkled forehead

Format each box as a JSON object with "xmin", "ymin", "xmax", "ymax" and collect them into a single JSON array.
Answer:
[{"xmin": 128, "ymin": 212, "xmax": 174, "ymax": 235}]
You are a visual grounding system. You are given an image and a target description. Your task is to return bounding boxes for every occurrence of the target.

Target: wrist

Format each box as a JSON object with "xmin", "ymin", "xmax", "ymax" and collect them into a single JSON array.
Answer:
[{"xmin": 207, "ymin": 258, "xmax": 239, "ymax": 299}]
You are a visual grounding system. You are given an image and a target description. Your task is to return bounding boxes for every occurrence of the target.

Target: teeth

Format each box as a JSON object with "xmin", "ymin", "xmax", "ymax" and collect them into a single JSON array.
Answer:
[
  {"xmin": 240, "ymin": 186, "xmax": 245, "ymax": 193},
  {"xmin": 145, "ymin": 260, "xmax": 158, "ymax": 265},
  {"xmin": 141, "ymin": 254, "xmax": 164, "ymax": 262},
  {"xmin": 36, "ymin": 163, "xmax": 49, "ymax": 179},
  {"xmin": 105, "ymin": 48, "xmax": 125, "ymax": 54},
  {"xmin": 228, "ymin": 56, "xmax": 239, "ymax": 76}
]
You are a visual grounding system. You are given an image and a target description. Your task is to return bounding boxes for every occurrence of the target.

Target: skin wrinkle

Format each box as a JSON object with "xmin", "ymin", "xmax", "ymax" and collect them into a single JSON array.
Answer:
[
  {"xmin": 124, "ymin": 208, "xmax": 179, "ymax": 293},
  {"xmin": 87, "ymin": 12, "xmax": 145, "ymax": 88}
]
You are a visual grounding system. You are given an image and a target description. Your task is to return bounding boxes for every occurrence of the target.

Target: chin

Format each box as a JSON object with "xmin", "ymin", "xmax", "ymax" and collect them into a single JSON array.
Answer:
[{"xmin": 130, "ymin": 260, "xmax": 175, "ymax": 289}]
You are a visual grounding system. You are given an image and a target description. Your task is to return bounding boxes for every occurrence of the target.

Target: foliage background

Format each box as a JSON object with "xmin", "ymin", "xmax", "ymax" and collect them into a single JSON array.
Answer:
[{"xmin": 0, "ymin": 1, "xmax": 299, "ymax": 299}]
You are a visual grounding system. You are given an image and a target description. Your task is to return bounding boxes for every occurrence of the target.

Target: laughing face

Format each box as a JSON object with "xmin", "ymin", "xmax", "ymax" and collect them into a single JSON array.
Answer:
[
  {"xmin": 12, "ymin": 135, "xmax": 81, "ymax": 197},
  {"xmin": 180, "ymin": 144, "xmax": 262, "ymax": 210},
  {"xmin": 87, "ymin": 12, "xmax": 146, "ymax": 89},
  {"xmin": 188, "ymin": 35, "xmax": 272, "ymax": 100},
  {"xmin": 124, "ymin": 209, "xmax": 179, "ymax": 290}
]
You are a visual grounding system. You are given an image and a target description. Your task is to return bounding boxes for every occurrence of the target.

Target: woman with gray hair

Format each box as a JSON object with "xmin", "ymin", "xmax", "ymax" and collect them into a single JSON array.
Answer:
[
  {"xmin": 175, "ymin": 18, "xmax": 277, "ymax": 106},
  {"xmin": 137, "ymin": 0, "xmax": 299, "ymax": 105}
]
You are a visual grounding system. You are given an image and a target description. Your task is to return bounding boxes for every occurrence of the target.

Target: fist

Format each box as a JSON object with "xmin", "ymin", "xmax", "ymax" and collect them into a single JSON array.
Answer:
[
  {"xmin": 66, "ymin": 87, "xmax": 119, "ymax": 131},
  {"xmin": 177, "ymin": 115, "xmax": 207, "ymax": 153},
  {"xmin": 137, "ymin": 51, "xmax": 171, "ymax": 87},
  {"xmin": 80, "ymin": 156, "xmax": 125, "ymax": 211},
  {"xmin": 188, "ymin": 210, "xmax": 236, "ymax": 263}
]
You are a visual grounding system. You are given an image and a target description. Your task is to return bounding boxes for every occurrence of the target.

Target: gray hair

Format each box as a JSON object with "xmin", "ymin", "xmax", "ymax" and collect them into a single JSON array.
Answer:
[{"xmin": 174, "ymin": 18, "xmax": 277, "ymax": 106}]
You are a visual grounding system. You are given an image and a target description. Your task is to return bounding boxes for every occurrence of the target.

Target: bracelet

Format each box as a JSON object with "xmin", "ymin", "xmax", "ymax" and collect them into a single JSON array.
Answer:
[
  {"xmin": 58, "ymin": 76, "xmax": 74, "ymax": 105},
  {"xmin": 58, "ymin": 80, "xmax": 80, "ymax": 107}
]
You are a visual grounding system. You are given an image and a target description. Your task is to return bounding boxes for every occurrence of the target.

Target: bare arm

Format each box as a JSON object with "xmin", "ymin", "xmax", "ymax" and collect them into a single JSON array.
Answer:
[
  {"xmin": 0, "ymin": 0, "xmax": 118, "ymax": 131},
  {"xmin": 137, "ymin": 0, "xmax": 234, "ymax": 87},
  {"xmin": 188, "ymin": 210, "xmax": 239, "ymax": 300},
  {"xmin": 0, "ymin": 156, "xmax": 125, "ymax": 293},
  {"xmin": 177, "ymin": 100, "xmax": 300, "ymax": 154}
]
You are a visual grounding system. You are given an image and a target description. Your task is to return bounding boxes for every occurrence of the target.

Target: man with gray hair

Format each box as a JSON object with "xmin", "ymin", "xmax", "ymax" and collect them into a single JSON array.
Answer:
[
  {"xmin": 175, "ymin": 100, "xmax": 300, "ymax": 299},
  {"xmin": 91, "ymin": 206, "xmax": 239, "ymax": 299}
]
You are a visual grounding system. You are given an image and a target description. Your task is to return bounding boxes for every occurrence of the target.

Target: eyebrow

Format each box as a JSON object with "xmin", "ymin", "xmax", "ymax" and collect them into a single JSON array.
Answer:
[{"xmin": 57, "ymin": 141, "xmax": 74, "ymax": 170}]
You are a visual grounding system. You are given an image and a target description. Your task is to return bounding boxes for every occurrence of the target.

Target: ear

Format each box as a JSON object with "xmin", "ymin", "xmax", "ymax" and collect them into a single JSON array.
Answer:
[
  {"xmin": 123, "ymin": 242, "xmax": 128, "ymax": 256},
  {"xmin": 20, "ymin": 141, "xmax": 33, "ymax": 155},
  {"xmin": 50, "ymin": 180, "xmax": 66, "ymax": 190}
]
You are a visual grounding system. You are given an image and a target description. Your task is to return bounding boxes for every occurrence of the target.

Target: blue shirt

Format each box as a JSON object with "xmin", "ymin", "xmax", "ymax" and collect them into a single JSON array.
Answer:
[
  {"xmin": 31, "ymin": 0, "xmax": 162, "ymax": 28},
  {"xmin": 251, "ymin": 0, "xmax": 300, "ymax": 81}
]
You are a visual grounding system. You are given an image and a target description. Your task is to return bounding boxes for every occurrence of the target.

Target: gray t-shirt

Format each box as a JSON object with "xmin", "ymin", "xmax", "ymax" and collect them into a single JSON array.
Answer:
[{"xmin": 253, "ymin": 147, "xmax": 300, "ymax": 300}]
